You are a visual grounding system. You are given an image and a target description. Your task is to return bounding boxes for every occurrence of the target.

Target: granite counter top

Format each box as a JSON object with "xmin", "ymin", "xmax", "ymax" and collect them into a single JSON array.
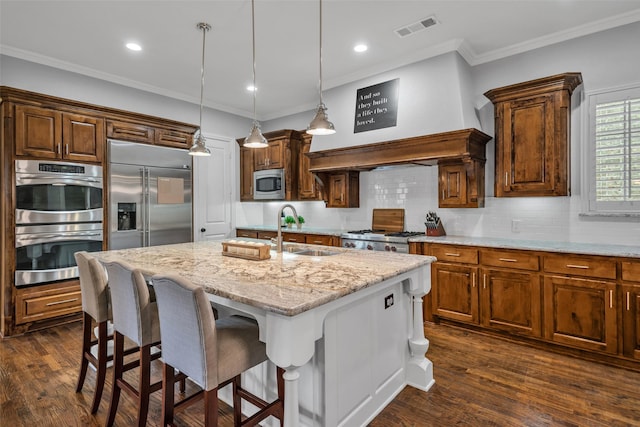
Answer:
[
  {"xmin": 93, "ymin": 241, "xmax": 434, "ymax": 316},
  {"xmin": 408, "ymin": 235, "xmax": 640, "ymax": 258}
]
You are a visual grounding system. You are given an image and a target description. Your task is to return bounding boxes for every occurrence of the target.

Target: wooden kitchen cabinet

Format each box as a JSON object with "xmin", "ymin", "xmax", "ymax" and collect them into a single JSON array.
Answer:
[
  {"xmin": 325, "ymin": 171, "xmax": 359, "ymax": 208},
  {"xmin": 236, "ymin": 228, "xmax": 258, "ymax": 238},
  {"xmin": 239, "ymin": 147, "xmax": 255, "ymax": 201},
  {"xmin": 485, "ymin": 73, "xmax": 582, "ymax": 197},
  {"xmin": 298, "ymin": 133, "xmax": 321, "ymax": 200},
  {"xmin": 543, "ymin": 274, "xmax": 617, "ymax": 354},
  {"xmin": 479, "ymin": 249, "xmax": 541, "ymax": 336},
  {"xmin": 432, "ymin": 262, "xmax": 479, "ymax": 324},
  {"xmin": 622, "ymin": 261, "xmax": 640, "ymax": 360},
  {"xmin": 15, "ymin": 104, "xmax": 104, "ymax": 163},
  {"xmin": 438, "ymin": 159, "xmax": 485, "ymax": 208},
  {"xmin": 254, "ymin": 139, "xmax": 285, "ymax": 170},
  {"xmin": 15, "ymin": 280, "xmax": 82, "ymax": 325}
]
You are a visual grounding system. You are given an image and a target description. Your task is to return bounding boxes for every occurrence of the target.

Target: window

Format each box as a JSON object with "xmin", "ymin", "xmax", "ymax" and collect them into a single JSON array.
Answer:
[{"xmin": 586, "ymin": 85, "xmax": 640, "ymax": 213}]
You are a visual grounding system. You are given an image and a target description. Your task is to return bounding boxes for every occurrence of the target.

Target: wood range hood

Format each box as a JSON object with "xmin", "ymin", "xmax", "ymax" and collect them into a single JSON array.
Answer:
[
  {"xmin": 306, "ymin": 128, "xmax": 492, "ymax": 208},
  {"xmin": 306, "ymin": 128, "xmax": 491, "ymax": 172}
]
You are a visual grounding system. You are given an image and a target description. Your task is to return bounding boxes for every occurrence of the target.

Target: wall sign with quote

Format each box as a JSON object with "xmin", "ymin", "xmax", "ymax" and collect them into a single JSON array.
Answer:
[{"xmin": 354, "ymin": 78, "xmax": 399, "ymax": 133}]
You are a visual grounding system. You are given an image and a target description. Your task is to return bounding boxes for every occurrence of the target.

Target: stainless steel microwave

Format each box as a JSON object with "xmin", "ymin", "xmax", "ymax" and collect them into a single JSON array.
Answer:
[{"xmin": 253, "ymin": 169, "xmax": 285, "ymax": 200}]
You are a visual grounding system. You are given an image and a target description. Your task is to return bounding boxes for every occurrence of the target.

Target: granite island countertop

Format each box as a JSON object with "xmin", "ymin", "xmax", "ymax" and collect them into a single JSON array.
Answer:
[{"xmin": 92, "ymin": 241, "xmax": 434, "ymax": 316}]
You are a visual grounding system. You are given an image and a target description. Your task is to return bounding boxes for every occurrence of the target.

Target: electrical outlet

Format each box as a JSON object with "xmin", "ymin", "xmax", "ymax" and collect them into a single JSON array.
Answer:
[
  {"xmin": 511, "ymin": 219, "xmax": 522, "ymax": 233},
  {"xmin": 384, "ymin": 294, "xmax": 394, "ymax": 309}
]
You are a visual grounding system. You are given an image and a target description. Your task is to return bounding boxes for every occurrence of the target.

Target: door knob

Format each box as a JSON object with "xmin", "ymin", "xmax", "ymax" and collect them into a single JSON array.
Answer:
[{"xmin": 200, "ymin": 228, "xmax": 206, "ymax": 232}]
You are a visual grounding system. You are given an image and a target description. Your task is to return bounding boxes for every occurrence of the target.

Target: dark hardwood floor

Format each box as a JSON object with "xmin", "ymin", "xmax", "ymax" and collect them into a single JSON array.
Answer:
[{"xmin": 2, "ymin": 321, "xmax": 640, "ymax": 426}]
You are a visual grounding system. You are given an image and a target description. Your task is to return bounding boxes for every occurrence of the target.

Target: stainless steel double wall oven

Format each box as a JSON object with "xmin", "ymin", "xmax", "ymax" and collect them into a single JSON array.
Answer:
[{"xmin": 14, "ymin": 160, "xmax": 103, "ymax": 287}]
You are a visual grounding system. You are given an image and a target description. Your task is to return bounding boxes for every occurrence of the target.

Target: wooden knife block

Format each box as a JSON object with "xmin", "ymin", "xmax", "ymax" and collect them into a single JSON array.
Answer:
[{"xmin": 426, "ymin": 222, "xmax": 446, "ymax": 236}]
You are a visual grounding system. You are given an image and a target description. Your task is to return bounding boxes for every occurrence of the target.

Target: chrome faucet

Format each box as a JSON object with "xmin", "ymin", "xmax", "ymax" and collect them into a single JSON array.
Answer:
[{"xmin": 276, "ymin": 204, "xmax": 299, "ymax": 253}]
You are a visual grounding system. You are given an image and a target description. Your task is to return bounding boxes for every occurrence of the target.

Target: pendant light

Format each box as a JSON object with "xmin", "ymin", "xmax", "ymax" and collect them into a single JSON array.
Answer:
[
  {"xmin": 243, "ymin": 0, "xmax": 269, "ymax": 148},
  {"xmin": 307, "ymin": 0, "xmax": 335, "ymax": 136},
  {"xmin": 189, "ymin": 22, "xmax": 212, "ymax": 156}
]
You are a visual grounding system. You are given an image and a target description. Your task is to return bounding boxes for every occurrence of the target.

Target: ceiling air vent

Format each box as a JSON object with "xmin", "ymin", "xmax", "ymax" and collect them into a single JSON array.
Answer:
[{"xmin": 394, "ymin": 16, "xmax": 438, "ymax": 38}]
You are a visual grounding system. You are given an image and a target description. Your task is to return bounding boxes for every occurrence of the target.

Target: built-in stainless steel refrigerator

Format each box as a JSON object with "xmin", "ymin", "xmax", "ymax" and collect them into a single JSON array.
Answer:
[{"xmin": 108, "ymin": 139, "xmax": 192, "ymax": 250}]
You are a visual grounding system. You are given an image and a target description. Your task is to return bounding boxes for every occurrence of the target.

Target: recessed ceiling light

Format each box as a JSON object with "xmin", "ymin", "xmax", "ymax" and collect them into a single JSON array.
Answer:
[
  {"xmin": 126, "ymin": 42, "xmax": 142, "ymax": 51},
  {"xmin": 354, "ymin": 44, "xmax": 368, "ymax": 53},
  {"xmin": 246, "ymin": 85, "xmax": 257, "ymax": 92}
]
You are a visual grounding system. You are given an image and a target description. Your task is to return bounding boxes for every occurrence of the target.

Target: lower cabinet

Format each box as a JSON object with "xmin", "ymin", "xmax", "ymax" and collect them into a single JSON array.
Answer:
[
  {"xmin": 432, "ymin": 263, "xmax": 479, "ymax": 324},
  {"xmin": 480, "ymin": 268, "xmax": 541, "ymax": 336},
  {"xmin": 421, "ymin": 242, "xmax": 640, "ymax": 367},
  {"xmin": 15, "ymin": 281, "xmax": 82, "ymax": 325},
  {"xmin": 622, "ymin": 261, "xmax": 640, "ymax": 360},
  {"xmin": 236, "ymin": 229, "xmax": 338, "ymax": 246},
  {"xmin": 543, "ymin": 275, "xmax": 617, "ymax": 354}
]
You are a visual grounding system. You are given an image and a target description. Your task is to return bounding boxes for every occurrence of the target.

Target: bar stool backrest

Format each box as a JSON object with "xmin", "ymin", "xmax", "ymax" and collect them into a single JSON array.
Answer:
[{"xmin": 75, "ymin": 251, "xmax": 109, "ymax": 323}]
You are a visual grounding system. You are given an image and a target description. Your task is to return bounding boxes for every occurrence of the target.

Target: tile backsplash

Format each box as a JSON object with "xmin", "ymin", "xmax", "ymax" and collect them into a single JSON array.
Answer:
[{"xmin": 237, "ymin": 165, "xmax": 639, "ymax": 247}]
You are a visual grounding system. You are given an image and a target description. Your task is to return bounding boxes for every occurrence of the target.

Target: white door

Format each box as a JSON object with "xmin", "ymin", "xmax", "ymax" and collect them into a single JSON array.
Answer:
[{"xmin": 193, "ymin": 134, "xmax": 234, "ymax": 241}]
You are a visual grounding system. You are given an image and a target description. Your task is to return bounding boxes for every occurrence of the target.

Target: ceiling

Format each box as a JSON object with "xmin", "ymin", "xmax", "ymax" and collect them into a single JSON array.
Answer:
[{"xmin": 2, "ymin": 1, "xmax": 640, "ymax": 121}]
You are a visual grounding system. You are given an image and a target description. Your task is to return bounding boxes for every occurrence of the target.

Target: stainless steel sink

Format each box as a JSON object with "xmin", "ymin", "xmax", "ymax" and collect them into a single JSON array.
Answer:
[{"xmin": 283, "ymin": 246, "xmax": 339, "ymax": 256}]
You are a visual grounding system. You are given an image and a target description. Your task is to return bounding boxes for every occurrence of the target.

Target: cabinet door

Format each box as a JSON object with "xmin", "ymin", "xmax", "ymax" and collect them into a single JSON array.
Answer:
[
  {"xmin": 155, "ymin": 128, "xmax": 192, "ymax": 149},
  {"xmin": 328, "ymin": 173, "xmax": 347, "ymax": 207},
  {"xmin": 106, "ymin": 120, "xmax": 155, "ymax": 143},
  {"xmin": 15, "ymin": 104, "xmax": 62, "ymax": 159},
  {"xmin": 240, "ymin": 147, "xmax": 254, "ymax": 201},
  {"xmin": 432, "ymin": 263, "xmax": 479, "ymax": 324},
  {"xmin": 543, "ymin": 275, "xmax": 617, "ymax": 354},
  {"xmin": 439, "ymin": 163, "xmax": 467, "ymax": 207},
  {"xmin": 253, "ymin": 140, "xmax": 284, "ymax": 170},
  {"xmin": 622, "ymin": 283, "xmax": 640, "ymax": 360},
  {"xmin": 62, "ymin": 113, "xmax": 104, "ymax": 163},
  {"xmin": 298, "ymin": 135, "xmax": 319, "ymax": 200},
  {"xmin": 496, "ymin": 93, "xmax": 568, "ymax": 196},
  {"xmin": 480, "ymin": 268, "xmax": 541, "ymax": 337}
]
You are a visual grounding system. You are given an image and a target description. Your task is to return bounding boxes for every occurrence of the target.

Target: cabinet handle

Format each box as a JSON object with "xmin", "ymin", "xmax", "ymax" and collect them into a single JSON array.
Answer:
[
  {"xmin": 566, "ymin": 264, "xmax": 589, "ymax": 269},
  {"xmin": 445, "ymin": 252, "xmax": 460, "ymax": 257},
  {"xmin": 311, "ymin": 240, "xmax": 322, "ymax": 244},
  {"xmin": 498, "ymin": 258, "xmax": 518, "ymax": 263},
  {"xmin": 483, "ymin": 274, "xmax": 487, "ymax": 289},
  {"xmin": 65, "ymin": 144, "xmax": 69, "ymax": 155},
  {"xmin": 609, "ymin": 290, "xmax": 613, "ymax": 309},
  {"xmin": 505, "ymin": 172, "xmax": 508, "ymax": 187},
  {"xmin": 56, "ymin": 144, "xmax": 61, "ymax": 154},
  {"xmin": 442, "ymin": 189, "xmax": 445, "ymax": 199},
  {"xmin": 46, "ymin": 298, "xmax": 78, "ymax": 307},
  {"xmin": 472, "ymin": 272, "xmax": 476, "ymax": 288},
  {"xmin": 627, "ymin": 291, "xmax": 630, "ymax": 311}
]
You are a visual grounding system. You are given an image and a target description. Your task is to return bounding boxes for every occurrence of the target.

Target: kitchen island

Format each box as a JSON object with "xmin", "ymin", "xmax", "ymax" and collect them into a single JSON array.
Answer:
[{"xmin": 93, "ymin": 241, "xmax": 435, "ymax": 427}]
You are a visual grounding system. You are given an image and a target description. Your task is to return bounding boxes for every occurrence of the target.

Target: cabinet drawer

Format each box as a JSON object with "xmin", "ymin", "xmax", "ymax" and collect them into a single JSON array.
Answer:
[
  {"xmin": 543, "ymin": 254, "xmax": 616, "ymax": 280},
  {"xmin": 305, "ymin": 234, "xmax": 334, "ymax": 246},
  {"xmin": 481, "ymin": 249, "xmax": 539, "ymax": 271},
  {"xmin": 236, "ymin": 229, "xmax": 258, "ymax": 238},
  {"xmin": 431, "ymin": 245, "xmax": 478, "ymax": 264},
  {"xmin": 622, "ymin": 261, "xmax": 640, "ymax": 282},
  {"xmin": 16, "ymin": 286, "xmax": 82, "ymax": 325},
  {"xmin": 107, "ymin": 120, "xmax": 155, "ymax": 143},
  {"xmin": 257, "ymin": 231, "xmax": 277, "ymax": 240},
  {"xmin": 282, "ymin": 232, "xmax": 305, "ymax": 243}
]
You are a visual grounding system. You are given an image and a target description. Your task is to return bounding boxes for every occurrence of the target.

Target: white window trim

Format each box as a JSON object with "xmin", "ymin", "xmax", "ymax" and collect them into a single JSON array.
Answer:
[{"xmin": 581, "ymin": 82, "xmax": 640, "ymax": 217}]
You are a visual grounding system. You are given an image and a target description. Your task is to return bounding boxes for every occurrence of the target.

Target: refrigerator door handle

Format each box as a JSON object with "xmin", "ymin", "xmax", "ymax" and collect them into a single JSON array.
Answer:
[{"xmin": 144, "ymin": 167, "xmax": 151, "ymax": 247}]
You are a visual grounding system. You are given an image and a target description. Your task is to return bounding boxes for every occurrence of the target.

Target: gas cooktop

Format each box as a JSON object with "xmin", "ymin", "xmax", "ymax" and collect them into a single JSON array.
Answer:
[{"xmin": 345, "ymin": 229, "xmax": 424, "ymax": 237}]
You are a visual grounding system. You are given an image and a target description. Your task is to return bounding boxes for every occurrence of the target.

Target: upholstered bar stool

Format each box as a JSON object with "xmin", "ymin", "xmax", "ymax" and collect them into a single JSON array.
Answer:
[
  {"xmin": 103, "ymin": 260, "xmax": 184, "ymax": 427},
  {"xmin": 74, "ymin": 251, "xmax": 112, "ymax": 414},
  {"xmin": 152, "ymin": 274, "xmax": 284, "ymax": 427}
]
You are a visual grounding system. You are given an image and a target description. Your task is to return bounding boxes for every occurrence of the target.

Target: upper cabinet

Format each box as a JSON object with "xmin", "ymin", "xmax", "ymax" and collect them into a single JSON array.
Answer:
[
  {"xmin": 15, "ymin": 105, "xmax": 105, "ymax": 163},
  {"xmin": 237, "ymin": 129, "xmax": 302, "ymax": 201},
  {"xmin": 298, "ymin": 133, "xmax": 322, "ymax": 201},
  {"xmin": 485, "ymin": 73, "xmax": 583, "ymax": 197}
]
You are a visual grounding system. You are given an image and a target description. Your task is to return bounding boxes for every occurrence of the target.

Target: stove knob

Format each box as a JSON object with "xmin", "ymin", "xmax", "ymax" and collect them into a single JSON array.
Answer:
[
  {"xmin": 391, "ymin": 246, "xmax": 397, "ymax": 252},
  {"xmin": 384, "ymin": 245, "xmax": 391, "ymax": 251},
  {"xmin": 366, "ymin": 244, "xmax": 373, "ymax": 250}
]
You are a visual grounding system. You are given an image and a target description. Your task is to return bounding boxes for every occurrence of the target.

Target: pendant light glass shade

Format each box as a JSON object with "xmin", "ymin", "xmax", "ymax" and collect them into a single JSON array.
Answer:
[
  {"xmin": 244, "ymin": 0, "xmax": 268, "ymax": 148},
  {"xmin": 189, "ymin": 22, "xmax": 212, "ymax": 156},
  {"xmin": 307, "ymin": 0, "xmax": 335, "ymax": 136}
]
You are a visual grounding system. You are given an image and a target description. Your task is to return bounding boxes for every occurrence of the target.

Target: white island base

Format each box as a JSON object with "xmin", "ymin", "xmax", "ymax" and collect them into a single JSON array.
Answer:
[{"xmin": 213, "ymin": 267, "xmax": 434, "ymax": 427}]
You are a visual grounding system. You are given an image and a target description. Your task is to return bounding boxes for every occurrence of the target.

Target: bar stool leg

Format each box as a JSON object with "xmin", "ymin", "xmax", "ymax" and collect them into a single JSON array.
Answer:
[
  {"xmin": 90, "ymin": 320, "xmax": 108, "ymax": 414},
  {"xmin": 137, "ymin": 344, "xmax": 152, "ymax": 427},
  {"xmin": 106, "ymin": 331, "xmax": 124, "ymax": 427},
  {"xmin": 162, "ymin": 363, "xmax": 176, "ymax": 427},
  {"xmin": 76, "ymin": 312, "xmax": 92, "ymax": 393},
  {"xmin": 204, "ymin": 388, "xmax": 219, "ymax": 427}
]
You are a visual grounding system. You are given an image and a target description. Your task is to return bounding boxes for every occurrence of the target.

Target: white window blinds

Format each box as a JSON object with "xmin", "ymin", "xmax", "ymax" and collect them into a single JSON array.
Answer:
[{"xmin": 587, "ymin": 86, "xmax": 640, "ymax": 213}]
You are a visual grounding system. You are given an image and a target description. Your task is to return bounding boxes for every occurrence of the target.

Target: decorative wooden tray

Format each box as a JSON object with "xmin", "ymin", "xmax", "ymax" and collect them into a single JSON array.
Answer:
[{"xmin": 222, "ymin": 240, "xmax": 271, "ymax": 260}]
